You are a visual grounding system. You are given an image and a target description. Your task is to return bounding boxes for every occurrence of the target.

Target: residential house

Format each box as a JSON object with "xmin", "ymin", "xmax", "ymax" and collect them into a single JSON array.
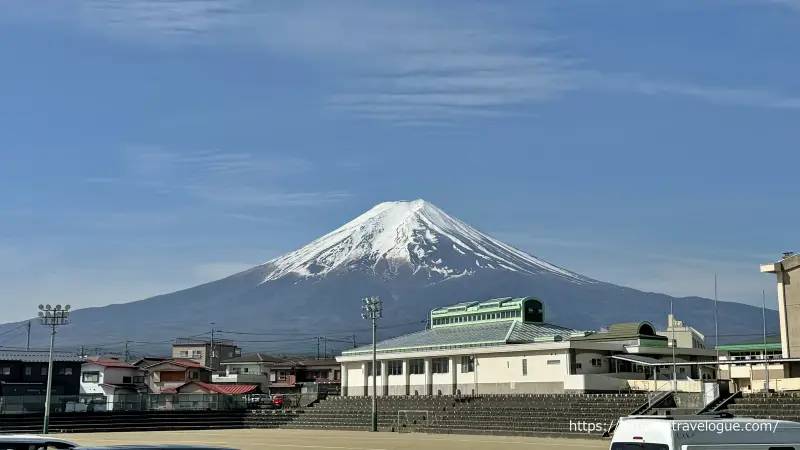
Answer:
[
  {"xmin": 172, "ymin": 338, "xmax": 241, "ymax": 371},
  {"xmin": 0, "ymin": 350, "xmax": 83, "ymax": 397},
  {"xmin": 270, "ymin": 357, "xmax": 341, "ymax": 396},
  {"xmin": 167, "ymin": 381, "xmax": 259, "ymax": 395},
  {"xmin": 213, "ymin": 353, "xmax": 280, "ymax": 392},
  {"xmin": 141, "ymin": 359, "xmax": 211, "ymax": 394},
  {"xmin": 80, "ymin": 359, "xmax": 147, "ymax": 410}
]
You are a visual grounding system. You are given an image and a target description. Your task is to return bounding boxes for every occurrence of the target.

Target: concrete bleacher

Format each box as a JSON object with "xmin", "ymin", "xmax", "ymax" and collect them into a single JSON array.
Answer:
[
  {"xmin": 284, "ymin": 393, "xmax": 649, "ymax": 437},
  {"xmin": 721, "ymin": 392, "xmax": 800, "ymax": 420}
]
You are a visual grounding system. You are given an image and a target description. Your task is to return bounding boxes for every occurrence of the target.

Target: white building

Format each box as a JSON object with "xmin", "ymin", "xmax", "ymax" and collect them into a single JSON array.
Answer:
[
  {"xmin": 336, "ymin": 297, "xmax": 719, "ymax": 396},
  {"xmin": 657, "ymin": 314, "xmax": 706, "ymax": 349},
  {"xmin": 80, "ymin": 360, "xmax": 146, "ymax": 410}
]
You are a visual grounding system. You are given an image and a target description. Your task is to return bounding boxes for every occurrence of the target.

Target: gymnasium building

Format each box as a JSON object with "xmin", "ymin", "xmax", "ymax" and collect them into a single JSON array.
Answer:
[{"xmin": 336, "ymin": 296, "xmax": 718, "ymax": 396}]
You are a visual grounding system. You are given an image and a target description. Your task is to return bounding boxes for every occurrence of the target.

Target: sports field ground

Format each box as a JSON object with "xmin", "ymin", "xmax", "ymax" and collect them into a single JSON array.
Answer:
[{"xmin": 58, "ymin": 429, "xmax": 607, "ymax": 450}]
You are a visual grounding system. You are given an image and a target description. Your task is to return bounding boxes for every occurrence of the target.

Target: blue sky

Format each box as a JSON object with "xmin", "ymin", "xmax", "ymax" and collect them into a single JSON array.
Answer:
[{"xmin": 1, "ymin": 0, "xmax": 798, "ymax": 324}]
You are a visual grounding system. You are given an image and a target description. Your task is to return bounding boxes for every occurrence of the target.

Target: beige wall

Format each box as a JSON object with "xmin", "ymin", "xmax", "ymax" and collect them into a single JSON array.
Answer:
[
  {"xmin": 344, "ymin": 349, "xmax": 570, "ymax": 396},
  {"xmin": 764, "ymin": 255, "xmax": 800, "ymax": 360}
]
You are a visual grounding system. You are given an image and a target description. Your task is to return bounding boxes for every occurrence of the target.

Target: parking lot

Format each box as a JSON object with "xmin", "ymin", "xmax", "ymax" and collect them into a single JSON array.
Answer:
[{"xmin": 58, "ymin": 429, "xmax": 608, "ymax": 450}]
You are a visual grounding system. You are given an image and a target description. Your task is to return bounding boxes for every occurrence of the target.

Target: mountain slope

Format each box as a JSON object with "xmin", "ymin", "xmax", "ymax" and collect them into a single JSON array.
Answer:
[
  {"xmin": 260, "ymin": 199, "xmax": 591, "ymax": 283},
  {"xmin": 0, "ymin": 199, "xmax": 778, "ymax": 355}
]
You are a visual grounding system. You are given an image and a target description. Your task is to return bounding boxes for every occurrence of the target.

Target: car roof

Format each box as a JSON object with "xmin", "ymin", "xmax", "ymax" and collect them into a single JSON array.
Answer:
[
  {"xmin": 74, "ymin": 446, "xmax": 237, "ymax": 450},
  {"xmin": 0, "ymin": 435, "xmax": 78, "ymax": 445}
]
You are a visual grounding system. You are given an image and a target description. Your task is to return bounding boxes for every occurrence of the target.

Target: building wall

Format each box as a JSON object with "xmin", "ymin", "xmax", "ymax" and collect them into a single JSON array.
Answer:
[
  {"xmin": 764, "ymin": 255, "xmax": 800, "ymax": 362},
  {"xmin": 0, "ymin": 360, "xmax": 82, "ymax": 396},
  {"xmin": 343, "ymin": 349, "xmax": 572, "ymax": 396},
  {"xmin": 782, "ymin": 259, "xmax": 800, "ymax": 359}
]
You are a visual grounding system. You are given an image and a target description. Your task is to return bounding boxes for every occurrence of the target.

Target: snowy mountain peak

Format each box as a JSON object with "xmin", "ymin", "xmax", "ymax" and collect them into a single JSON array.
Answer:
[{"xmin": 259, "ymin": 200, "xmax": 593, "ymax": 284}]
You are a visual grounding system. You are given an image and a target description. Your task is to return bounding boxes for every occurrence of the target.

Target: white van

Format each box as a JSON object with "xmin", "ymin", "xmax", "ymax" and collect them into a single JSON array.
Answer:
[
  {"xmin": 611, "ymin": 415, "xmax": 800, "ymax": 449},
  {"xmin": 0, "ymin": 434, "xmax": 78, "ymax": 450}
]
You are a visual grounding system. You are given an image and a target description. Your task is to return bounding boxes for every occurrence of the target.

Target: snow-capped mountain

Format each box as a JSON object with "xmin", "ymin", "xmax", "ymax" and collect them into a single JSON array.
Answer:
[
  {"xmin": 261, "ymin": 199, "xmax": 593, "ymax": 284},
  {"xmin": 0, "ymin": 199, "xmax": 778, "ymax": 355}
]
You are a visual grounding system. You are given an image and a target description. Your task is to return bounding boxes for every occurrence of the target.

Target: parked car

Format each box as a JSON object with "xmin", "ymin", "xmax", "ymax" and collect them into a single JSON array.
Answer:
[
  {"xmin": 75, "ymin": 447, "xmax": 236, "ymax": 450},
  {"xmin": 272, "ymin": 395, "xmax": 284, "ymax": 408},
  {"xmin": 0, "ymin": 434, "xmax": 78, "ymax": 450}
]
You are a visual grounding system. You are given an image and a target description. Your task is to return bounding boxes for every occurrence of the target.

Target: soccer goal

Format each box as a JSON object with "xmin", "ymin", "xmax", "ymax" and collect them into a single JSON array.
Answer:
[{"xmin": 394, "ymin": 409, "xmax": 439, "ymax": 433}]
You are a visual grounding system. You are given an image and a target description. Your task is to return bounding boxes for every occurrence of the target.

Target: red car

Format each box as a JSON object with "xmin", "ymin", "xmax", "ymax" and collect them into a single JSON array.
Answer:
[{"xmin": 272, "ymin": 396, "xmax": 284, "ymax": 408}]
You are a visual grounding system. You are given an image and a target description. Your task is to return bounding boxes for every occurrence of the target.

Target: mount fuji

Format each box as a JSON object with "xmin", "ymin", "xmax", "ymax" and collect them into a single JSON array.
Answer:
[{"xmin": 2, "ymin": 200, "xmax": 778, "ymax": 355}]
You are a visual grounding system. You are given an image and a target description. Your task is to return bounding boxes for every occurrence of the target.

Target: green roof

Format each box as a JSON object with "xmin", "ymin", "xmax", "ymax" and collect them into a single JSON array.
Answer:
[
  {"xmin": 716, "ymin": 335, "xmax": 782, "ymax": 351},
  {"xmin": 341, "ymin": 320, "xmax": 584, "ymax": 356},
  {"xmin": 570, "ymin": 321, "xmax": 663, "ymax": 342}
]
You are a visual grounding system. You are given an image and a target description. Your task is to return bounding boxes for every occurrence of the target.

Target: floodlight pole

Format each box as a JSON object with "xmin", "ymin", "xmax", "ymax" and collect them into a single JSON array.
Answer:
[
  {"xmin": 362, "ymin": 296, "xmax": 382, "ymax": 432},
  {"xmin": 38, "ymin": 303, "xmax": 71, "ymax": 434}
]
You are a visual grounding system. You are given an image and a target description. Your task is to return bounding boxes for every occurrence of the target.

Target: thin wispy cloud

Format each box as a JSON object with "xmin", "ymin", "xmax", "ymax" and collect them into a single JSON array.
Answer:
[
  {"xmin": 2, "ymin": 0, "xmax": 798, "ymax": 123},
  {"xmin": 86, "ymin": 145, "xmax": 348, "ymax": 208}
]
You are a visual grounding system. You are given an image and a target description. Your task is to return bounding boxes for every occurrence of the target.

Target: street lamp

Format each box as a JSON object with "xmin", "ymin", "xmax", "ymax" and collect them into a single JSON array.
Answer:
[
  {"xmin": 361, "ymin": 296, "xmax": 382, "ymax": 432},
  {"xmin": 37, "ymin": 303, "xmax": 71, "ymax": 434}
]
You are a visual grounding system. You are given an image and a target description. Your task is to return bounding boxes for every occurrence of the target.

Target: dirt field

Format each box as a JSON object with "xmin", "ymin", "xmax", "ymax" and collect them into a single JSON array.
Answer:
[{"xmin": 57, "ymin": 429, "xmax": 608, "ymax": 450}]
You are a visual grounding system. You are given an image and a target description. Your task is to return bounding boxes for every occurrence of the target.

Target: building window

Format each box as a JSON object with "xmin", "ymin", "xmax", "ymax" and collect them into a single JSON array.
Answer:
[
  {"xmin": 334, "ymin": 370, "xmax": 340, "ymax": 380},
  {"xmin": 179, "ymin": 350, "xmax": 189, "ymax": 357},
  {"xmin": 277, "ymin": 371, "xmax": 287, "ymax": 381},
  {"xmin": 41, "ymin": 367, "xmax": 48, "ymax": 376},
  {"xmin": 189, "ymin": 371, "xmax": 199, "ymax": 379},
  {"xmin": 388, "ymin": 361, "xmax": 403, "ymax": 376},
  {"xmin": 522, "ymin": 359, "xmax": 528, "ymax": 376},
  {"xmin": 83, "ymin": 372, "xmax": 100, "ymax": 383},
  {"xmin": 243, "ymin": 368, "xmax": 249, "ymax": 373},
  {"xmin": 460, "ymin": 356, "xmax": 475, "ymax": 373},
  {"xmin": 409, "ymin": 359, "xmax": 425, "ymax": 375},
  {"xmin": 191, "ymin": 351, "xmax": 202, "ymax": 358},
  {"xmin": 366, "ymin": 362, "xmax": 382, "ymax": 376},
  {"xmin": 432, "ymin": 358, "xmax": 449, "ymax": 374},
  {"xmin": 1, "ymin": 367, "xmax": 10, "ymax": 375},
  {"xmin": 547, "ymin": 360, "xmax": 560, "ymax": 365},
  {"xmin": 590, "ymin": 358, "xmax": 602, "ymax": 367},
  {"xmin": 576, "ymin": 363, "xmax": 582, "ymax": 369},
  {"xmin": 24, "ymin": 367, "xmax": 32, "ymax": 376},
  {"xmin": 122, "ymin": 376, "xmax": 132, "ymax": 384},
  {"xmin": 57, "ymin": 367, "xmax": 73, "ymax": 376},
  {"xmin": 133, "ymin": 376, "xmax": 145, "ymax": 383}
]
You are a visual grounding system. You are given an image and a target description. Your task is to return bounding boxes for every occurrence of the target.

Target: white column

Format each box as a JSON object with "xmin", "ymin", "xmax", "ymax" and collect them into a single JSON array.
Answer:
[
  {"xmin": 402, "ymin": 360, "xmax": 410, "ymax": 396},
  {"xmin": 424, "ymin": 358, "xmax": 432, "ymax": 396},
  {"xmin": 361, "ymin": 362, "xmax": 368, "ymax": 397},
  {"xmin": 449, "ymin": 357, "xmax": 457, "ymax": 395},
  {"xmin": 380, "ymin": 361, "xmax": 388, "ymax": 396},
  {"xmin": 341, "ymin": 364, "xmax": 348, "ymax": 396}
]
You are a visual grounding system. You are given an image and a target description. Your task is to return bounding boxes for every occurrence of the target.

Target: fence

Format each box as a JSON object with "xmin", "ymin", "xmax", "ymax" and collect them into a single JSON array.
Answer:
[{"xmin": 0, "ymin": 393, "xmax": 249, "ymax": 415}]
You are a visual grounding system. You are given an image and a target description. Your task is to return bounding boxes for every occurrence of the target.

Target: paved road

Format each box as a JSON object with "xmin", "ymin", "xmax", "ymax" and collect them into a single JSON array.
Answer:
[{"xmin": 59, "ymin": 429, "xmax": 609, "ymax": 450}]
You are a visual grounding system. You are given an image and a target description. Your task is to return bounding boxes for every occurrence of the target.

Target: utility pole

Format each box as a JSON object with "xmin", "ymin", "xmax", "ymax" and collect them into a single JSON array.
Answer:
[
  {"xmin": 210, "ymin": 323, "xmax": 216, "ymax": 370},
  {"xmin": 362, "ymin": 296, "xmax": 383, "ymax": 433},
  {"xmin": 26, "ymin": 321, "xmax": 31, "ymax": 351},
  {"xmin": 714, "ymin": 274, "xmax": 720, "ymax": 380},
  {"xmin": 124, "ymin": 341, "xmax": 130, "ymax": 363},
  {"xmin": 316, "ymin": 335, "xmax": 320, "ymax": 359},
  {"xmin": 323, "ymin": 338, "xmax": 327, "ymax": 358},
  {"xmin": 37, "ymin": 304, "xmax": 71, "ymax": 434},
  {"xmin": 763, "ymin": 290, "xmax": 770, "ymax": 392},
  {"xmin": 352, "ymin": 335, "xmax": 357, "ymax": 348}
]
